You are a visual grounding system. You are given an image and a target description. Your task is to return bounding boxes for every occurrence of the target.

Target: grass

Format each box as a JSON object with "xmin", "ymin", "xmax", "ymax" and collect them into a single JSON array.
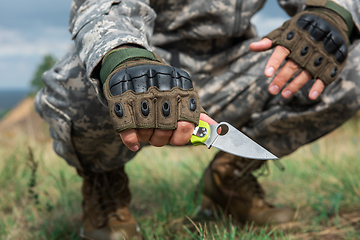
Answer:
[{"xmin": 1, "ymin": 118, "xmax": 360, "ymax": 239}]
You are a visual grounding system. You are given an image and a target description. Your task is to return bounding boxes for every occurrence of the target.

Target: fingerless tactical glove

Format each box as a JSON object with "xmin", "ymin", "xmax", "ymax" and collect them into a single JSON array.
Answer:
[
  {"xmin": 266, "ymin": 0, "xmax": 354, "ymax": 85},
  {"xmin": 100, "ymin": 47, "xmax": 202, "ymax": 133}
]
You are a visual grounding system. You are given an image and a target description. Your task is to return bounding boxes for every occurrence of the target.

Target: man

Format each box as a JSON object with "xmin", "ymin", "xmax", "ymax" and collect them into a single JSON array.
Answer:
[{"xmin": 35, "ymin": 0, "xmax": 360, "ymax": 239}]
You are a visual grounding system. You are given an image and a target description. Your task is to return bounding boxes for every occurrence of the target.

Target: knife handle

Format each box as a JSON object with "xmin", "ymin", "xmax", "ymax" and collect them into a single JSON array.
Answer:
[{"xmin": 191, "ymin": 120, "xmax": 210, "ymax": 146}]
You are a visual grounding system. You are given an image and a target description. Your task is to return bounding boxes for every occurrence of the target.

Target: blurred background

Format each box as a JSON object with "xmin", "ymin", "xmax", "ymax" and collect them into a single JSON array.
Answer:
[
  {"xmin": 3, "ymin": 2, "xmax": 360, "ymax": 239},
  {"xmin": 0, "ymin": 0, "xmax": 288, "ymax": 117}
]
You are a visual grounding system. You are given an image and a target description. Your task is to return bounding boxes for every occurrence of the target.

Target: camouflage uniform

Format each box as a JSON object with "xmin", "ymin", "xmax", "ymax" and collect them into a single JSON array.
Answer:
[{"xmin": 35, "ymin": 0, "xmax": 360, "ymax": 172}]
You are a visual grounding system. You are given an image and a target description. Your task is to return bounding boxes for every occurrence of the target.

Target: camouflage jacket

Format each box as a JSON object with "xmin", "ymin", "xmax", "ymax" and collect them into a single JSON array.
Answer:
[{"xmin": 68, "ymin": 0, "xmax": 360, "ymax": 100}]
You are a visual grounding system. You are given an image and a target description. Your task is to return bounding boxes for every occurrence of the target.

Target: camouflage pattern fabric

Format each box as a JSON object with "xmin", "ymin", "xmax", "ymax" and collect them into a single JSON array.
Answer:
[
  {"xmin": 35, "ymin": 48, "xmax": 139, "ymax": 171},
  {"xmin": 35, "ymin": 0, "xmax": 360, "ymax": 171}
]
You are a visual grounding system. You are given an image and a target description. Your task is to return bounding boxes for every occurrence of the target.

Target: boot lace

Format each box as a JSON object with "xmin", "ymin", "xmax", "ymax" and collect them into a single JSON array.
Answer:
[{"xmin": 230, "ymin": 159, "xmax": 284, "ymax": 200}]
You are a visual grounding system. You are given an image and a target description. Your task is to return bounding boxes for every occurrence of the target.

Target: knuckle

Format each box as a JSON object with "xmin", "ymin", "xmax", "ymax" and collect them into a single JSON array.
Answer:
[
  {"xmin": 271, "ymin": 57, "xmax": 283, "ymax": 67},
  {"xmin": 138, "ymin": 136, "xmax": 149, "ymax": 143},
  {"xmin": 278, "ymin": 45, "xmax": 290, "ymax": 54},
  {"xmin": 155, "ymin": 129, "xmax": 173, "ymax": 138},
  {"xmin": 287, "ymin": 59, "xmax": 300, "ymax": 71},
  {"xmin": 315, "ymin": 79, "xmax": 325, "ymax": 90},
  {"xmin": 177, "ymin": 121, "xmax": 195, "ymax": 133},
  {"xmin": 123, "ymin": 135, "xmax": 138, "ymax": 146},
  {"xmin": 137, "ymin": 128, "xmax": 153, "ymax": 136},
  {"xmin": 291, "ymin": 79, "xmax": 304, "ymax": 88},
  {"xmin": 287, "ymin": 80, "xmax": 307, "ymax": 93},
  {"xmin": 273, "ymin": 75, "xmax": 288, "ymax": 85},
  {"xmin": 137, "ymin": 129, "xmax": 153, "ymax": 140},
  {"xmin": 172, "ymin": 138, "xmax": 188, "ymax": 146},
  {"xmin": 317, "ymin": 79, "xmax": 325, "ymax": 88},
  {"xmin": 170, "ymin": 136, "xmax": 185, "ymax": 146},
  {"xmin": 149, "ymin": 140, "xmax": 166, "ymax": 147},
  {"xmin": 303, "ymin": 69, "xmax": 313, "ymax": 79},
  {"xmin": 287, "ymin": 83, "xmax": 302, "ymax": 92}
]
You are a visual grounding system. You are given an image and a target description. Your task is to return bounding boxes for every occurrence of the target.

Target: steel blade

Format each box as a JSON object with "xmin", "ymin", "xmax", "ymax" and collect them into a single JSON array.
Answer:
[{"xmin": 209, "ymin": 122, "xmax": 278, "ymax": 160}]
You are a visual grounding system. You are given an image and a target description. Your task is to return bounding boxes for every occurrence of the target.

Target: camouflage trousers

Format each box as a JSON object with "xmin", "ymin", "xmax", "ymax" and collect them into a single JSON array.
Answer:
[{"xmin": 35, "ymin": 38, "xmax": 360, "ymax": 172}]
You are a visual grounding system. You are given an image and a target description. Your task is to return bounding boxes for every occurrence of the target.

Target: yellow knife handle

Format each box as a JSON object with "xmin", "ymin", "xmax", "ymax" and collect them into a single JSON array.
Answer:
[{"xmin": 191, "ymin": 120, "xmax": 210, "ymax": 146}]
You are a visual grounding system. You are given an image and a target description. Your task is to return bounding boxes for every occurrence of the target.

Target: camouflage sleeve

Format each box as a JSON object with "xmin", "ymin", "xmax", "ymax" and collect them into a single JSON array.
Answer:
[
  {"xmin": 278, "ymin": 0, "xmax": 360, "ymax": 39},
  {"xmin": 69, "ymin": 0, "xmax": 156, "ymax": 80},
  {"xmin": 277, "ymin": 0, "xmax": 306, "ymax": 16},
  {"xmin": 319, "ymin": 0, "xmax": 360, "ymax": 38}
]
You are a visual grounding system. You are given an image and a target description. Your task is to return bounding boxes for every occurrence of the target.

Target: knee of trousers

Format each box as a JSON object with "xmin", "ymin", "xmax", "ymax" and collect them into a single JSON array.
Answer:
[
  {"xmin": 35, "ymin": 88, "xmax": 82, "ymax": 169},
  {"xmin": 34, "ymin": 53, "xmax": 138, "ymax": 172}
]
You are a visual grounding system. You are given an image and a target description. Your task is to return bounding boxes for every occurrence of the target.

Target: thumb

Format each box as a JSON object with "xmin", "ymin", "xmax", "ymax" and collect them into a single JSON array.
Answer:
[{"xmin": 200, "ymin": 113, "xmax": 217, "ymax": 125}]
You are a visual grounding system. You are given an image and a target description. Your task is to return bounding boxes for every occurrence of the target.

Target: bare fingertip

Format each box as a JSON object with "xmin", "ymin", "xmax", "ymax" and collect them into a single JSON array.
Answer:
[
  {"xmin": 130, "ymin": 145, "xmax": 139, "ymax": 152},
  {"xmin": 265, "ymin": 67, "xmax": 275, "ymax": 77},
  {"xmin": 309, "ymin": 91, "xmax": 319, "ymax": 100},
  {"xmin": 282, "ymin": 90, "xmax": 292, "ymax": 99},
  {"xmin": 269, "ymin": 84, "xmax": 279, "ymax": 95}
]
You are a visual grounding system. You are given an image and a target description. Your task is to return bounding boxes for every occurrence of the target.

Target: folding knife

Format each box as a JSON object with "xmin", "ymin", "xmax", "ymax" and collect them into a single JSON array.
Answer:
[{"xmin": 191, "ymin": 120, "xmax": 278, "ymax": 160}]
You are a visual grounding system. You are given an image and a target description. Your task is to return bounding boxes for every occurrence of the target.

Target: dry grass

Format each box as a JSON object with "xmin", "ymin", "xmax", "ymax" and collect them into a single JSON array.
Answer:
[{"xmin": 1, "ymin": 103, "xmax": 360, "ymax": 239}]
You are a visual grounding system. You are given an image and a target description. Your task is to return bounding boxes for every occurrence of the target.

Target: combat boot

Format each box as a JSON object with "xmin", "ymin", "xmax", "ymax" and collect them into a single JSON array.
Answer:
[
  {"xmin": 77, "ymin": 167, "xmax": 142, "ymax": 240},
  {"xmin": 200, "ymin": 151, "xmax": 295, "ymax": 226}
]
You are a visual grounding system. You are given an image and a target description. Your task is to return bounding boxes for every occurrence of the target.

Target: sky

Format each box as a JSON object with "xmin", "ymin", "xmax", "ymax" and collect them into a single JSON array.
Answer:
[{"xmin": 0, "ymin": 0, "xmax": 289, "ymax": 90}]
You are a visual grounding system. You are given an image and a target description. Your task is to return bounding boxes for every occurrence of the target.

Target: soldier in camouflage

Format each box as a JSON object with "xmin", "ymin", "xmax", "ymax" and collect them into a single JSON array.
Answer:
[{"xmin": 35, "ymin": 0, "xmax": 360, "ymax": 239}]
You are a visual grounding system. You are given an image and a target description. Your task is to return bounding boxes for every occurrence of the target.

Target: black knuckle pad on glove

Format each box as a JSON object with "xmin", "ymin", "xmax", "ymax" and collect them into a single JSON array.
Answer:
[
  {"xmin": 297, "ymin": 14, "xmax": 347, "ymax": 63},
  {"xmin": 108, "ymin": 65, "xmax": 194, "ymax": 95},
  {"xmin": 104, "ymin": 64, "xmax": 201, "ymax": 132},
  {"xmin": 266, "ymin": 10, "xmax": 350, "ymax": 85}
]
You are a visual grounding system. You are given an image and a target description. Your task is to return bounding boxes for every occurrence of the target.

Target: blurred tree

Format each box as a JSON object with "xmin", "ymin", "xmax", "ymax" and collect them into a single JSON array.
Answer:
[{"xmin": 30, "ymin": 54, "xmax": 56, "ymax": 93}]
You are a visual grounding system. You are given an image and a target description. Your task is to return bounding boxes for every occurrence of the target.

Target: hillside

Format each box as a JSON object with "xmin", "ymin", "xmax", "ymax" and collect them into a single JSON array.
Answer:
[{"xmin": 0, "ymin": 96, "xmax": 49, "ymax": 143}]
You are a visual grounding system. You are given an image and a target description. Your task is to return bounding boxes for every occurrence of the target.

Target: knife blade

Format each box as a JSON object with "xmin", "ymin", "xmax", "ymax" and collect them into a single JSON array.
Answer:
[{"xmin": 191, "ymin": 120, "xmax": 278, "ymax": 160}]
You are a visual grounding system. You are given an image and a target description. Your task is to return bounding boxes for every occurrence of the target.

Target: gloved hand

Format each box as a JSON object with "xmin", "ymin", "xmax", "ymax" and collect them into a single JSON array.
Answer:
[
  {"xmin": 100, "ymin": 47, "xmax": 212, "ymax": 151},
  {"xmin": 250, "ymin": 1, "xmax": 353, "ymax": 100}
]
